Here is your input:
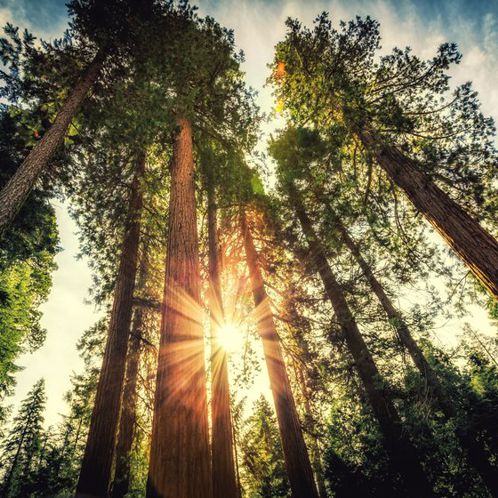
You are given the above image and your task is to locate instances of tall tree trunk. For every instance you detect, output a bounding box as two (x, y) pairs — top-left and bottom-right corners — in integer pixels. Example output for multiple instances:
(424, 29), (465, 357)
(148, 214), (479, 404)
(290, 185), (435, 497)
(359, 129), (498, 300)
(0, 49), (105, 236)
(241, 210), (319, 498)
(111, 267), (146, 498)
(146, 116), (211, 498)
(232, 411), (243, 498)
(206, 177), (238, 498)
(296, 360), (328, 498)
(301, 379), (328, 498)
(286, 294), (329, 498)
(76, 151), (145, 498)
(332, 216), (498, 496)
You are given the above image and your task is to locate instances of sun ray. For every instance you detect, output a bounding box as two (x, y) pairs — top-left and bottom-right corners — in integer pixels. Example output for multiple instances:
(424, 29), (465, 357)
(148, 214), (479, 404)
(217, 322), (246, 354)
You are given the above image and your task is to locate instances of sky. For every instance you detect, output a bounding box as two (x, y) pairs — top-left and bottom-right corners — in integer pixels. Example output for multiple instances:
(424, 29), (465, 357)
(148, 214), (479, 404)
(1, 0), (497, 427)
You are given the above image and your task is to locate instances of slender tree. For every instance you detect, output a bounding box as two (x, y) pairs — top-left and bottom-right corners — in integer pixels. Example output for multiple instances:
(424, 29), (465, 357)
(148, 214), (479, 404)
(0, 379), (46, 498)
(147, 116), (211, 498)
(111, 261), (147, 498)
(206, 171), (239, 498)
(329, 210), (498, 495)
(77, 151), (146, 497)
(241, 209), (319, 498)
(282, 294), (329, 498)
(273, 14), (498, 299)
(288, 183), (435, 497)
(110, 223), (164, 498)
(280, 120), (498, 492)
(0, 49), (105, 235)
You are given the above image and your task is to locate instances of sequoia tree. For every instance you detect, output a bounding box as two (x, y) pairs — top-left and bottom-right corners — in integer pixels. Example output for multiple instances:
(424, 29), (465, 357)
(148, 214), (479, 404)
(273, 14), (498, 299)
(146, 7), (259, 495)
(147, 116), (211, 498)
(241, 209), (319, 498)
(205, 167), (238, 498)
(77, 151), (146, 497)
(287, 182), (435, 497)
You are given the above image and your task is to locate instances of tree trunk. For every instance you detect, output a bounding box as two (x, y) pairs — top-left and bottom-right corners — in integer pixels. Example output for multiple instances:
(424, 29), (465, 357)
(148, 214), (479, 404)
(232, 411), (243, 498)
(146, 116), (211, 498)
(110, 303), (143, 498)
(359, 129), (498, 300)
(302, 378), (328, 498)
(312, 439), (328, 498)
(333, 215), (498, 496)
(296, 360), (328, 498)
(207, 177), (238, 498)
(76, 151), (145, 498)
(111, 250), (150, 498)
(0, 49), (105, 236)
(287, 295), (329, 498)
(290, 185), (435, 497)
(241, 210), (319, 498)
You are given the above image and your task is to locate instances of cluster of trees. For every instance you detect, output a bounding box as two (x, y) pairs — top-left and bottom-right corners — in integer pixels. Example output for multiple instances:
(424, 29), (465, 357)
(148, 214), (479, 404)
(0, 2), (496, 497)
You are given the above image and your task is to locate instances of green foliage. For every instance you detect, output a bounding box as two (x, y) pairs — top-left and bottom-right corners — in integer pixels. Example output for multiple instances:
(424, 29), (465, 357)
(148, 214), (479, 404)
(0, 379), (47, 497)
(272, 13), (497, 228)
(25, 318), (106, 497)
(0, 261), (50, 396)
(1, 3), (497, 498)
(239, 396), (291, 498)
(0, 109), (58, 409)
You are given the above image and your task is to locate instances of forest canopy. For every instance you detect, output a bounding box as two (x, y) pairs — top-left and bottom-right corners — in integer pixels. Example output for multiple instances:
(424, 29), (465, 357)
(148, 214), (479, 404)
(0, 1), (496, 497)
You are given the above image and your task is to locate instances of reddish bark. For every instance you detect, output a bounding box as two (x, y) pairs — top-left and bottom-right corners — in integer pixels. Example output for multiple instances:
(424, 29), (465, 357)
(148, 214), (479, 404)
(76, 151), (145, 497)
(207, 178), (238, 498)
(147, 117), (211, 498)
(359, 130), (498, 300)
(111, 302), (143, 498)
(241, 210), (319, 498)
(0, 50), (105, 236)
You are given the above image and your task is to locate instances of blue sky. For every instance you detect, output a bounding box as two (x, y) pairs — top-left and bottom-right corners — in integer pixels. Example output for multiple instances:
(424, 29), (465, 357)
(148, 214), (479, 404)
(1, 0), (497, 426)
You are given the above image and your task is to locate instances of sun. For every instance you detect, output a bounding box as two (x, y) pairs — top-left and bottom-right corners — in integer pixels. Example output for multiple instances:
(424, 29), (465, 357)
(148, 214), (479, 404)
(217, 322), (245, 354)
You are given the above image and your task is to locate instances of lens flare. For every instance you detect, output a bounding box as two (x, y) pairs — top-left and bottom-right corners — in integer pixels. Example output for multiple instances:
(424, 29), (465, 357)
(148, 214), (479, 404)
(217, 322), (245, 353)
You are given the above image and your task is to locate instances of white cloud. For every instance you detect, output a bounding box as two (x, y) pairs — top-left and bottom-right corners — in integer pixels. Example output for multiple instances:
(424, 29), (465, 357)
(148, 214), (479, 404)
(0, 1), (69, 41)
(198, 0), (497, 124)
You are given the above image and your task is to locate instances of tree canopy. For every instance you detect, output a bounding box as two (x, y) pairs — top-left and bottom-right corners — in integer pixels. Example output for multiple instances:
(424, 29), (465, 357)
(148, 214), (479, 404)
(0, 2), (496, 497)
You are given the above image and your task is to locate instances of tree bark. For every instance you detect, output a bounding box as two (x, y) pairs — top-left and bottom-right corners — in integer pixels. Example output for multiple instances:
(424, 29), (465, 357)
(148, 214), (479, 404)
(206, 177), (238, 498)
(146, 116), (211, 498)
(333, 216), (498, 496)
(0, 49), (105, 236)
(111, 248), (150, 498)
(296, 359), (328, 498)
(241, 210), (319, 498)
(290, 185), (435, 497)
(76, 151), (145, 498)
(111, 286), (144, 498)
(359, 129), (498, 300)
